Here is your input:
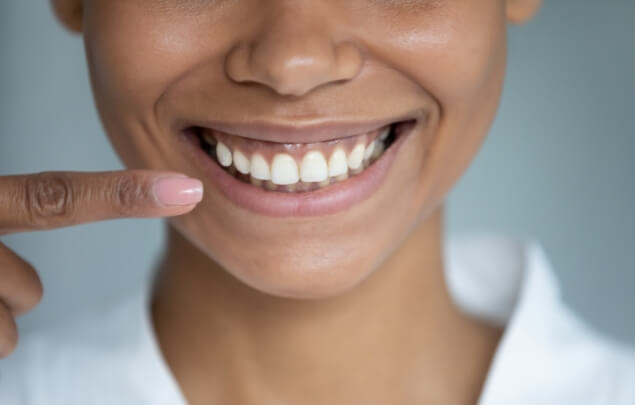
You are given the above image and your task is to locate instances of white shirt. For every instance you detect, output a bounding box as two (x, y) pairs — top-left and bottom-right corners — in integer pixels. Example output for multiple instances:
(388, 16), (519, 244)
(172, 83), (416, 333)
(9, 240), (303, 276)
(1, 233), (634, 404)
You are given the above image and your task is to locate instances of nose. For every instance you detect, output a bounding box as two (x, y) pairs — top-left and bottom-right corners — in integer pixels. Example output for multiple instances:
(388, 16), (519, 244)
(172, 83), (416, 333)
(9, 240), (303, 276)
(224, 6), (363, 97)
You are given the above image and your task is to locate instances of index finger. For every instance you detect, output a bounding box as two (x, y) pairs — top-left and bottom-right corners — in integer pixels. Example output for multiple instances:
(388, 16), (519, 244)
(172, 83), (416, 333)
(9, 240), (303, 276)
(0, 170), (203, 233)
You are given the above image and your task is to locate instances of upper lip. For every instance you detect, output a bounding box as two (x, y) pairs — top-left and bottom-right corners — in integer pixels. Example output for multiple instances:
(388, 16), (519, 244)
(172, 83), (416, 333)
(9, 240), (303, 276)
(181, 110), (424, 144)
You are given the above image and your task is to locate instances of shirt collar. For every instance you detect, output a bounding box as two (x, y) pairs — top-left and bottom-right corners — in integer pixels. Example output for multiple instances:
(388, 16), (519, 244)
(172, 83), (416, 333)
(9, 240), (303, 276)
(445, 234), (619, 405)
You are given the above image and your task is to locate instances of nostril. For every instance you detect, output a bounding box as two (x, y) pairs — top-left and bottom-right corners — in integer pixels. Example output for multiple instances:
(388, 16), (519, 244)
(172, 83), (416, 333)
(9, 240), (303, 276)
(224, 31), (363, 97)
(224, 43), (253, 85)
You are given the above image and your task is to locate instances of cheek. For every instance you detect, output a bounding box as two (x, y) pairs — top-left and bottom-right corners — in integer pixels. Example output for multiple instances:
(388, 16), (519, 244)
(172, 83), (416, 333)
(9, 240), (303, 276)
(82, 3), (231, 169)
(398, 6), (507, 172)
(372, 2), (508, 109)
(84, 3), (190, 105)
(358, 2), (508, 216)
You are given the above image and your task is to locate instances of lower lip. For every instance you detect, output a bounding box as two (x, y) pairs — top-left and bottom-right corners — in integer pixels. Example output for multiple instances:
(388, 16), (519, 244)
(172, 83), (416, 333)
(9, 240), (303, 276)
(180, 128), (413, 217)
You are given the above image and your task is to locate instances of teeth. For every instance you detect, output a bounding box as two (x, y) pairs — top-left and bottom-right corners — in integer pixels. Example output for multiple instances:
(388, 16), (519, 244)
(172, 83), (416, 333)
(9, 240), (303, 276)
(216, 141), (233, 167)
(206, 127), (394, 192)
(251, 154), (271, 180)
(318, 179), (331, 188)
(372, 141), (385, 159)
(379, 126), (391, 141)
(300, 151), (328, 183)
(328, 148), (348, 178)
(271, 153), (300, 185)
(233, 149), (250, 175)
(363, 140), (376, 161)
(347, 144), (365, 170)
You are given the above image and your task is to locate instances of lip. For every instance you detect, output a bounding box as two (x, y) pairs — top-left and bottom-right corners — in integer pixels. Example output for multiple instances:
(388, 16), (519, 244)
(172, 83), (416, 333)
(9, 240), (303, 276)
(180, 120), (418, 217)
(178, 110), (424, 144)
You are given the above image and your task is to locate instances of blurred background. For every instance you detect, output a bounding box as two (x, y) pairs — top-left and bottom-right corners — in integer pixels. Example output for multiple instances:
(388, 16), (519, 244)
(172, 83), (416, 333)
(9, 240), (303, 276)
(1, 2), (634, 341)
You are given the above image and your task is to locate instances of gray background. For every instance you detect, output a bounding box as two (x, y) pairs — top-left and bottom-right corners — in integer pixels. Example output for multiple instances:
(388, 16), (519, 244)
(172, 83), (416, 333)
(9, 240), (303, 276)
(1, 2), (634, 341)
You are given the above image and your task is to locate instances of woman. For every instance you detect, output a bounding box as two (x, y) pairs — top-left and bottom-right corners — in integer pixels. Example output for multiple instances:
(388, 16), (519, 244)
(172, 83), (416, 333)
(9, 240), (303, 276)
(1, 0), (633, 404)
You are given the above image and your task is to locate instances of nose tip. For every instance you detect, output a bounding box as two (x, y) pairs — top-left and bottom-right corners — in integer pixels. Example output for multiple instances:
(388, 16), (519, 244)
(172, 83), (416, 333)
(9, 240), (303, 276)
(225, 31), (363, 97)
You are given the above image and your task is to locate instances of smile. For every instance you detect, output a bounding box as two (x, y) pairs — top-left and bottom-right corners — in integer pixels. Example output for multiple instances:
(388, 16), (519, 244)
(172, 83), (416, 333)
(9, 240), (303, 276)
(181, 116), (421, 217)
(193, 121), (406, 192)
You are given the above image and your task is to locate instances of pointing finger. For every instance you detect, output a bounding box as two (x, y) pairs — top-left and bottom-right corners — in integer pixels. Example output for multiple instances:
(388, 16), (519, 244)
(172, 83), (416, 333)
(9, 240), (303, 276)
(0, 170), (203, 233)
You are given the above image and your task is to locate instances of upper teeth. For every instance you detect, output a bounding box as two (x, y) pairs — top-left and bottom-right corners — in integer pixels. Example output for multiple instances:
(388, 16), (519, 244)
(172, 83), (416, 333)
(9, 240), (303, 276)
(347, 143), (366, 171)
(300, 151), (329, 183)
(251, 154), (271, 181)
(216, 141), (233, 167)
(233, 149), (251, 175)
(205, 126), (392, 186)
(379, 127), (390, 141)
(271, 153), (300, 185)
(221, 142), (382, 185)
(363, 140), (376, 160)
(328, 148), (348, 178)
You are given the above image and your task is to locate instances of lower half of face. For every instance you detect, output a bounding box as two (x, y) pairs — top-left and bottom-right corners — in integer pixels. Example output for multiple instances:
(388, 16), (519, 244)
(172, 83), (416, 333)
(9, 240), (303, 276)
(83, 0), (508, 299)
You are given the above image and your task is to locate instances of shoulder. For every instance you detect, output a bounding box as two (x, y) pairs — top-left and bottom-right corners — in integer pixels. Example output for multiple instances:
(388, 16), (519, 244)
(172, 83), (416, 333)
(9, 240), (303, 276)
(487, 298), (635, 404)
(0, 289), (184, 405)
(446, 232), (635, 404)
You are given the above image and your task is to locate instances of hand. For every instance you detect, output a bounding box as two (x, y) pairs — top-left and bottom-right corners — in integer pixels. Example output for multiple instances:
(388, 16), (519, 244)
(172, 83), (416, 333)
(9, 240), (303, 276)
(0, 170), (203, 358)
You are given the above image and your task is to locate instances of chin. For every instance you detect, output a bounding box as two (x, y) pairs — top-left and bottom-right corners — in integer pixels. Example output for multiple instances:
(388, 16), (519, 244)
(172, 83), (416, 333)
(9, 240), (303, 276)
(223, 243), (377, 300)
(174, 218), (377, 300)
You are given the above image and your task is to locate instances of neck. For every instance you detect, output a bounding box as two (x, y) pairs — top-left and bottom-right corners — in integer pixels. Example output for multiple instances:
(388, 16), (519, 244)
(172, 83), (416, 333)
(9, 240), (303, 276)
(151, 205), (502, 405)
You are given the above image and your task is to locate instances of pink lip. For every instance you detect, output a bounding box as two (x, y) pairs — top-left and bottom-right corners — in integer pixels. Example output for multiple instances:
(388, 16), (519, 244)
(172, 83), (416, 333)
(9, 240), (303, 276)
(180, 124), (415, 217)
(178, 111), (423, 144)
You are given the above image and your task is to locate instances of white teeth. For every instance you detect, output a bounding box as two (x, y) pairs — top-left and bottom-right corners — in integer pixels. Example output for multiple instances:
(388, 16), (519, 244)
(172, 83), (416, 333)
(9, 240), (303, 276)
(372, 141), (385, 159)
(216, 141), (233, 167)
(379, 126), (391, 141)
(233, 149), (250, 175)
(328, 148), (348, 178)
(300, 151), (328, 183)
(363, 140), (376, 161)
(251, 154), (271, 180)
(213, 132), (393, 190)
(347, 144), (365, 170)
(271, 153), (299, 185)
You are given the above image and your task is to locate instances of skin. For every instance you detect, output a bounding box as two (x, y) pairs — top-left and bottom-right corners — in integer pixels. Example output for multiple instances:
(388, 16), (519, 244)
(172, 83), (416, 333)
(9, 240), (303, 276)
(0, 0), (541, 404)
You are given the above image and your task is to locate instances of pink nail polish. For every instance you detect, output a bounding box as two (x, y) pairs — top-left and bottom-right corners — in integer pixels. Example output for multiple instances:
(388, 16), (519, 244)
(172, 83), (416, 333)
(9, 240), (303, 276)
(154, 177), (203, 206)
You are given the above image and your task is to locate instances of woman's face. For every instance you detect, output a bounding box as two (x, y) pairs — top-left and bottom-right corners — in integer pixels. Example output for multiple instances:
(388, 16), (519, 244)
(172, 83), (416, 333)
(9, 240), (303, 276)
(63, 0), (536, 298)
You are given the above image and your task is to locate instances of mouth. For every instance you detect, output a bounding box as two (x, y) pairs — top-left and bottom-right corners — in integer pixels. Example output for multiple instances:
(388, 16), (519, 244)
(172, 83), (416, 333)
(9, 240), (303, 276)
(180, 117), (420, 217)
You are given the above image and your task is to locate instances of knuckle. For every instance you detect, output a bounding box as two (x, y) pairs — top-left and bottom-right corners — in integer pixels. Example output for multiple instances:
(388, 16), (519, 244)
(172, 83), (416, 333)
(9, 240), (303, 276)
(0, 252), (43, 315)
(21, 274), (44, 313)
(24, 173), (75, 227)
(111, 172), (150, 215)
(0, 314), (18, 358)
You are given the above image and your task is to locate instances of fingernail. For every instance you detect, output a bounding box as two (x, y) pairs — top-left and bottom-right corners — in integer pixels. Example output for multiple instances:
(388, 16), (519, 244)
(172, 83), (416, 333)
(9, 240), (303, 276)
(154, 176), (203, 206)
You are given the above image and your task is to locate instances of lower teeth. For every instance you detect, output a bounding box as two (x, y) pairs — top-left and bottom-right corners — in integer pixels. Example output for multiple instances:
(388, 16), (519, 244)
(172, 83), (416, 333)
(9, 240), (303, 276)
(196, 126), (398, 193)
